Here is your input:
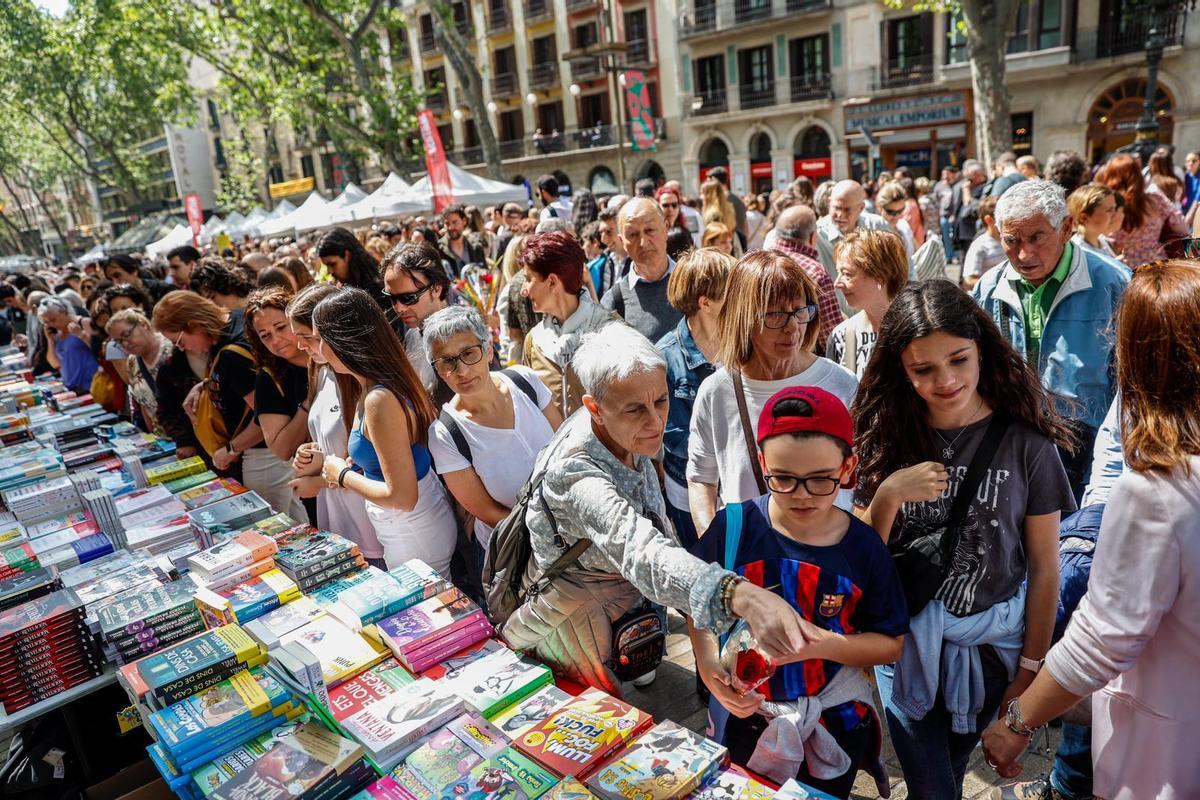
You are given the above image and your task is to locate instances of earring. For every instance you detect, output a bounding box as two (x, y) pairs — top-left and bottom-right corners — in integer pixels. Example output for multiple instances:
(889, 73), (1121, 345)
(876, 283), (883, 291)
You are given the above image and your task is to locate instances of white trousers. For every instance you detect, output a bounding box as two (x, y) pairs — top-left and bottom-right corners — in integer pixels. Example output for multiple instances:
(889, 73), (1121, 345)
(241, 447), (308, 523)
(365, 471), (457, 578)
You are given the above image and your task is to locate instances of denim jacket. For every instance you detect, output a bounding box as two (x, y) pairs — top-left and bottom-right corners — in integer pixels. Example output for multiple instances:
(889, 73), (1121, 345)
(656, 317), (715, 487)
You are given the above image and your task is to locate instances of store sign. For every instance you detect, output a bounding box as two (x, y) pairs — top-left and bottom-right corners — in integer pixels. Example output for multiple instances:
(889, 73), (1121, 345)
(166, 126), (217, 210)
(750, 162), (773, 178)
(844, 92), (968, 133)
(793, 158), (832, 179)
(269, 177), (315, 198)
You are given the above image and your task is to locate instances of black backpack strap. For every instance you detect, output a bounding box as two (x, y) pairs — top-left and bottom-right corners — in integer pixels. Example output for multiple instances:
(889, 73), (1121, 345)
(940, 415), (1011, 556)
(500, 368), (538, 405)
(438, 408), (472, 465)
(547, 205), (558, 218)
(610, 278), (626, 318)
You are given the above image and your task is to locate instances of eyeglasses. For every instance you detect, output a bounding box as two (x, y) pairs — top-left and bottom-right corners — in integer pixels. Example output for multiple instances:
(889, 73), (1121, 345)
(383, 283), (433, 307)
(880, 204), (906, 218)
(112, 326), (139, 345)
(763, 473), (841, 496)
(431, 343), (485, 376)
(171, 329), (186, 347)
(763, 304), (818, 330)
(660, 202), (679, 209)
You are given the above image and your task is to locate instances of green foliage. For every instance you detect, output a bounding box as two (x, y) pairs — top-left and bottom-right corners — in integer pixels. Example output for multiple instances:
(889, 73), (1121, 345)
(215, 133), (266, 215)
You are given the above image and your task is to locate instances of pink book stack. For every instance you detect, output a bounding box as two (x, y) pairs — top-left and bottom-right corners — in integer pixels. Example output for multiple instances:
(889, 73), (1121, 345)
(374, 588), (493, 673)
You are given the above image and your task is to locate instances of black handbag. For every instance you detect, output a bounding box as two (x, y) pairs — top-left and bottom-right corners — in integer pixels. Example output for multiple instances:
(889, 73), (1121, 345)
(890, 415), (1011, 616)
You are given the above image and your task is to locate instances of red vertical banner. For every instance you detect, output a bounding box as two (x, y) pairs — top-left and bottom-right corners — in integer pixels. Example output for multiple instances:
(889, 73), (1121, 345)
(418, 109), (454, 213)
(184, 193), (204, 246)
(623, 70), (656, 152)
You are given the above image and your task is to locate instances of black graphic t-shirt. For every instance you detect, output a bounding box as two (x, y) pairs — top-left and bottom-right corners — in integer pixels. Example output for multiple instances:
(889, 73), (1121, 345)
(859, 415), (1076, 616)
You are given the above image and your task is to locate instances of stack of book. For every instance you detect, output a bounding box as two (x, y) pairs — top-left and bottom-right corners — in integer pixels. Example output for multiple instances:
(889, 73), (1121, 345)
(184, 713), (317, 799)
(145, 456), (208, 487)
(3, 475), (79, 524)
(314, 657), (415, 733)
(0, 446), (63, 493)
(273, 529), (366, 593)
(274, 614), (390, 691)
(188, 493), (274, 548)
(0, 542), (39, 582)
(393, 711), (508, 797)
(96, 576), (205, 664)
(389, 559), (450, 602)
(374, 588), (493, 673)
(586, 720), (729, 800)
(175, 477), (248, 511)
(308, 566), (411, 628)
(515, 689), (654, 781)
(336, 676), (464, 772)
(131, 623), (267, 707)
(0, 565), (61, 611)
(0, 588), (104, 713)
(146, 667), (304, 778)
(25, 510), (99, 541)
(187, 530), (279, 587)
(193, 568), (302, 628)
(242, 596), (328, 649)
(490, 683), (573, 743)
(161, 469), (218, 495)
(124, 515), (194, 559)
(691, 767), (776, 800)
(441, 644), (555, 719)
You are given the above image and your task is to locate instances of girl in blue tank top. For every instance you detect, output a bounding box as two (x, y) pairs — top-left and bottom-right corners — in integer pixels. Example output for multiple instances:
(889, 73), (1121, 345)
(311, 287), (457, 576)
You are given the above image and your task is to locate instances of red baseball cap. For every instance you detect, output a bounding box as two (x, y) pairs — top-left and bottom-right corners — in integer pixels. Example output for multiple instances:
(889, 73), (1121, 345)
(757, 386), (854, 449)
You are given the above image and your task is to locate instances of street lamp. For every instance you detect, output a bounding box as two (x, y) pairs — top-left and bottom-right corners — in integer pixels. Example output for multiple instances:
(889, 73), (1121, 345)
(1117, 0), (1196, 163)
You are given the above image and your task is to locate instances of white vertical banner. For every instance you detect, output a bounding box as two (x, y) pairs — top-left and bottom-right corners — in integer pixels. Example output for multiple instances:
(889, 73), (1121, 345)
(166, 126), (217, 211)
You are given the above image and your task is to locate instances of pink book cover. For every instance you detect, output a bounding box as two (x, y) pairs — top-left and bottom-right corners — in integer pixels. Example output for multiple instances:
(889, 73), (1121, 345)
(376, 588), (487, 654)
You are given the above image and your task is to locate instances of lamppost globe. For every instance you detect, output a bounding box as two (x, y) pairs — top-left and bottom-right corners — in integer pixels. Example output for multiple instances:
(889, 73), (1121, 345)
(525, 93), (537, 105)
(568, 83), (581, 97)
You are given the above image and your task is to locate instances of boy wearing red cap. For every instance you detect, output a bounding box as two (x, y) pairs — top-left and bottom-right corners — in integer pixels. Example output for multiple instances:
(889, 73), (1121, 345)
(687, 386), (909, 798)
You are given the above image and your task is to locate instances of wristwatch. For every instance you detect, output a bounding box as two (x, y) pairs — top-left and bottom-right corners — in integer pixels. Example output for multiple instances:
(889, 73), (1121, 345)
(1018, 654), (1044, 673)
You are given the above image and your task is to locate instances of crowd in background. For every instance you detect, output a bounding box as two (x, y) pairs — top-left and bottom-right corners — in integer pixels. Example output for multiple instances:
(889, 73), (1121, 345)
(0, 142), (1198, 800)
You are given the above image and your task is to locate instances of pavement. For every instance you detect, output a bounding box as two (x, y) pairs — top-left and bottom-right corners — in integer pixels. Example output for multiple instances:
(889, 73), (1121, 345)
(623, 611), (1063, 799)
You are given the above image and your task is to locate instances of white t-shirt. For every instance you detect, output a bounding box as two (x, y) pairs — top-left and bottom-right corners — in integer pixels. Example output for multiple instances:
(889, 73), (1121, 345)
(307, 368), (382, 559)
(687, 358), (859, 515)
(680, 204), (704, 246)
(962, 232), (1007, 280)
(404, 326), (437, 396)
(105, 339), (128, 363)
(427, 366), (555, 548)
(825, 312), (877, 379)
(539, 198), (574, 223)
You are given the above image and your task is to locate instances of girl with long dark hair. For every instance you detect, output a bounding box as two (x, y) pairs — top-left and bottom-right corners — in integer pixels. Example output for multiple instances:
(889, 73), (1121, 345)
(852, 280), (1076, 798)
(310, 287), (456, 574)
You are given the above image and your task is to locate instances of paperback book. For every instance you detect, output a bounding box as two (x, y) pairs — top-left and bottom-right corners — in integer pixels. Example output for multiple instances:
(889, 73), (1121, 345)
(375, 588), (492, 671)
(208, 720), (367, 800)
(323, 657), (415, 729)
(491, 684), (573, 744)
(418, 639), (506, 682)
(689, 768), (774, 800)
(136, 624), (265, 705)
(585, 720), (727, 800)
(338, 677), (463, 771)
(394, 712), (508, 799)
(187, 530), (278, 581)
(515, 689), (653, 780)
(176, 477), (249, 511)
(441, 747), (559, 800)
(278, 613), (390, 688)
(273, 530), (361, 583)
(193, 568), (302, 627)
(443, 645), (554, 719)
(242, 596), (328, 649)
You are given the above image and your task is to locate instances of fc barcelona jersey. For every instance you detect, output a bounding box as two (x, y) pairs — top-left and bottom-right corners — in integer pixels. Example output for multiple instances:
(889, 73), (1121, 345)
(692, 496), (910, 704)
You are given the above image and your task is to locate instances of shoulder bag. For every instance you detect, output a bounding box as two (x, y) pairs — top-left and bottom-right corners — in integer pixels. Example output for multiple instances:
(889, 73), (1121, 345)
(731, 370), (767, 495)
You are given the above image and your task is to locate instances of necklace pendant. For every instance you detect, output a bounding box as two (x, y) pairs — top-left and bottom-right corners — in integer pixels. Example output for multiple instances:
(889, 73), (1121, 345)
(942, 446), (954, 461)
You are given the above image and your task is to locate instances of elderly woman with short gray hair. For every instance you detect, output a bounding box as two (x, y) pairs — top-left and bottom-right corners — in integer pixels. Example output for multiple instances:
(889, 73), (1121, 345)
(501, 322), (814, 696)
(425, 306), (562, 569)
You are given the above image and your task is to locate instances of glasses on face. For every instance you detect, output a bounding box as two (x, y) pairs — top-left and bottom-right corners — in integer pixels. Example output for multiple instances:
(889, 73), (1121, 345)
(172, 329), (186, 347)
(660, 202), (679, 209)
(112, 326), (139, 345)
(763, 304), (818, 330)
(881, 204), (906, 218)
(764, 473), (841, 496)
(383, 283), (432, 307)
(431, 343), (485, 376)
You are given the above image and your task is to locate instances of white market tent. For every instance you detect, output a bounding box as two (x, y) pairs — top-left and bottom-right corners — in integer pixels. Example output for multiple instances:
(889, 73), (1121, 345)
(258, 193), (329, 237)
(73, 244), (107, 266)
(296, 183), (367, 233)
(199, 215), (224, 242)
(333, 173), (425, 224)
(406, 162), (529, 211)
(145, 224), (193, 257)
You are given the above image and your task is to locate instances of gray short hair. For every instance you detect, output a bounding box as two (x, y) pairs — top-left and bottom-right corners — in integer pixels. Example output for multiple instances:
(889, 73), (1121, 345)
(994, 180), (1069, 230)
(572, 322), (665, 403)
(37, 297), (70, 318)
(422, 305), (488, 354)
(535, 217), (574, 235)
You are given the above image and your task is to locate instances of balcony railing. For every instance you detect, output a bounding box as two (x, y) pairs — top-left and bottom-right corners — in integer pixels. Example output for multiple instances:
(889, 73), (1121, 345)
(682, 0), (830, 38)
(446, 119), (667, 165)
(692, 86), (727, 115)
(420, 31), (436, 54)
(528, 62), (558, 89)
(739, 82), (775, 109)
(625, 38), (652, 66)
(877, 57), (934, 89)
(488, 4), (511, 32)
(525, 0), (552, 22)
(491, 72), (518, 97)
(734, 0), (772, 24)
(786, 0), (831, 11)
(1096, 12), (1186, 57)
(565, 0), (600, 10)
(790, 72), (832, 102)
(572, 56), (603, 80)
(682, 3), (717, 36)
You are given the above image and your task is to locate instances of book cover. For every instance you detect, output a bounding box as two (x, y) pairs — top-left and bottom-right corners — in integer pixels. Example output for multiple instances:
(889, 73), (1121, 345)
(324, 658), (414, 725)
(585, 721), (728, 800)
(542, 778), (599, 800)
(390, 559), (450, 602)
(350, 776), (408, 800)
(279, 614), (389, 687)
(245, 512), (302, 540)
(442, 747), (558, 800)
(339, 677), (464, 770)
(274, 530), (359, 581)
(401, 619), (496, 673)
(177, 478), (249, 511)
(145, 456), (207, 485)
(193, 569), (302, 628)
(689, 768), (774, 800)
(188, 531), (278, 579)
(0, 588), (83, 640)
(208, 720), (364, 800)
(773, 779), (839, 800)
(150, 667), (293, 755)
(376, 588), (488, 655)
(419, 638), (505, 682)
(137, 624), (263, 704)
(188, 713), (312, 797)
(491, 684), (573, 744)
(97, 577), (200, 640)
(197, 557), (277, 594)
(516, 689), (653, 780)
(161, 469), (218, 494)
(188, 493), (273, 542)
(395, 712), (508, 799)
(445, 646), (555, 719)
(295, 555), (367, 593)
(242, 596), (327, 649)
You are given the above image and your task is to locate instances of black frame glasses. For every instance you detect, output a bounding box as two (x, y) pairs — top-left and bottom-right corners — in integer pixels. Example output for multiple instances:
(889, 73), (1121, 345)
(763, 304), (818, 330)
(382, 283), (432, 307)
(431, 343), (485, 376)
(763, 474), (841, 496)
(880, 203), (906, 218)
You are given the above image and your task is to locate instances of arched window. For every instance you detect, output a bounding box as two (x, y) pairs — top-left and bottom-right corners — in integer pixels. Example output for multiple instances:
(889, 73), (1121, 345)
(1087, 79), (1174, 162)
(750, 132), (772, 163)
(699, 137), (730, 167)
(589, 166), (618, 195)
(794, 126), (831, 158)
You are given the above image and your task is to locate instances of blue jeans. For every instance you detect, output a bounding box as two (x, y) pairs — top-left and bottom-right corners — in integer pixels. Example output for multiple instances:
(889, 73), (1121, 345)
(1051, 723), (1092, 799)
(666, 499), (699, 551)
(875, 649), (1009, 800)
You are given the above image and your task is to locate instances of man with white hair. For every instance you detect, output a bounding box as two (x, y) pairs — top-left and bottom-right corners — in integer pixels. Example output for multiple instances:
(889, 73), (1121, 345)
(600, 197), (682, 342)
(973, 180), (1130, 492)
(38, 296), (99, 393)
(815, 180), (890, 284)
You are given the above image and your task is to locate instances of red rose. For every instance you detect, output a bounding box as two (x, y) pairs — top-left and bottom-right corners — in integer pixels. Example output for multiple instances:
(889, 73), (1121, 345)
(734, 649), (774, 691)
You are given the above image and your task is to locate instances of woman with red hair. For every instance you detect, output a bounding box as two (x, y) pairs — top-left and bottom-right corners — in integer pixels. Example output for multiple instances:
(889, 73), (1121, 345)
(1096, 153), (1188, 266)
(655, 185), (690, 238)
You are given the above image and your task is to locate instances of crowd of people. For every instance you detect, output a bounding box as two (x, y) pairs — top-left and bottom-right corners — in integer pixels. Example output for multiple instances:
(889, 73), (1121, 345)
(3, 144), (1198, 800)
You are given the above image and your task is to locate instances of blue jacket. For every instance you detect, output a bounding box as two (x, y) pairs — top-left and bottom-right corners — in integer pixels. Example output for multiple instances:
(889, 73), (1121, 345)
(973, 245), (1129, 430)
(656, 317), (715, 488)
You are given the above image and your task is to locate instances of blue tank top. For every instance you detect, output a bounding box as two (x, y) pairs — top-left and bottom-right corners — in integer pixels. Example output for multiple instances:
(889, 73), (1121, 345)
(346, 387), (431, 482)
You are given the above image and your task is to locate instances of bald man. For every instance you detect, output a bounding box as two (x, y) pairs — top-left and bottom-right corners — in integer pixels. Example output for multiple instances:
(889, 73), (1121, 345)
(600, 197), (682, 342)
(816, 180), (890, 292)
(771, 204), (844, 353)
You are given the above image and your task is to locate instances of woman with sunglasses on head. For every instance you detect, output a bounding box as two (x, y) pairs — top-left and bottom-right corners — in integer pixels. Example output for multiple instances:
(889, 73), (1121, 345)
(310, 287), (457, 576)
(852, 280), (1075, 800)
(424, 306), (562, 572)
(104, 308), (174, 436)
(687, 250), (858, 536)
(285, 284), (386, 569)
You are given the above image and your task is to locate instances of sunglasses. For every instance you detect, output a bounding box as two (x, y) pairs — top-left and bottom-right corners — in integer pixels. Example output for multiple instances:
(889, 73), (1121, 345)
(881, 204), (906, 218)
(660, 202), (679, 209)
(382, 283), (433, 307)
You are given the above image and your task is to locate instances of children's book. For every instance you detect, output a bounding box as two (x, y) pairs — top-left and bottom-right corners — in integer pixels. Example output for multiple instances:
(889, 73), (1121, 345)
(542, 778), (598, 800)
(441, 747), (558, 800)
(394, 712), (508, 799)
(689, 767), (774, 800)
(443, 645), (555, 719)
(278, 613), (389, 687)
(585, 721), (728, 800)
(208, 720), (365, 800)
(491, 684), (573, 744)
(515, 689), (653, 779)
(338, 677), (464, 770)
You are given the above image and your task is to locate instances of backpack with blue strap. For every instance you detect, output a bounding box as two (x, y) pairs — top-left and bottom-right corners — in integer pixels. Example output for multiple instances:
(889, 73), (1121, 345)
(706, 501), (745, 744)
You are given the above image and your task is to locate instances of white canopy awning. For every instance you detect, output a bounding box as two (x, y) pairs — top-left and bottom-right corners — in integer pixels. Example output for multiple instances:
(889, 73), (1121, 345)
(145, 224), (193, 257)
(333, 173), (425, 223)
(406, 162), (530, 211)
(297, 183), (367, 232)
(258, 193), (330, 237)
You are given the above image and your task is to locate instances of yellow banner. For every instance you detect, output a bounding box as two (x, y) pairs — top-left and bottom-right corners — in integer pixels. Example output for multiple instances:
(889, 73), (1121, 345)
(269, 177), (315, 198)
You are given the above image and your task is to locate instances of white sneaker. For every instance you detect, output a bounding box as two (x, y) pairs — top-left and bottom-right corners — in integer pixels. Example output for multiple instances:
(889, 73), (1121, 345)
(631, 669), (657, 688)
